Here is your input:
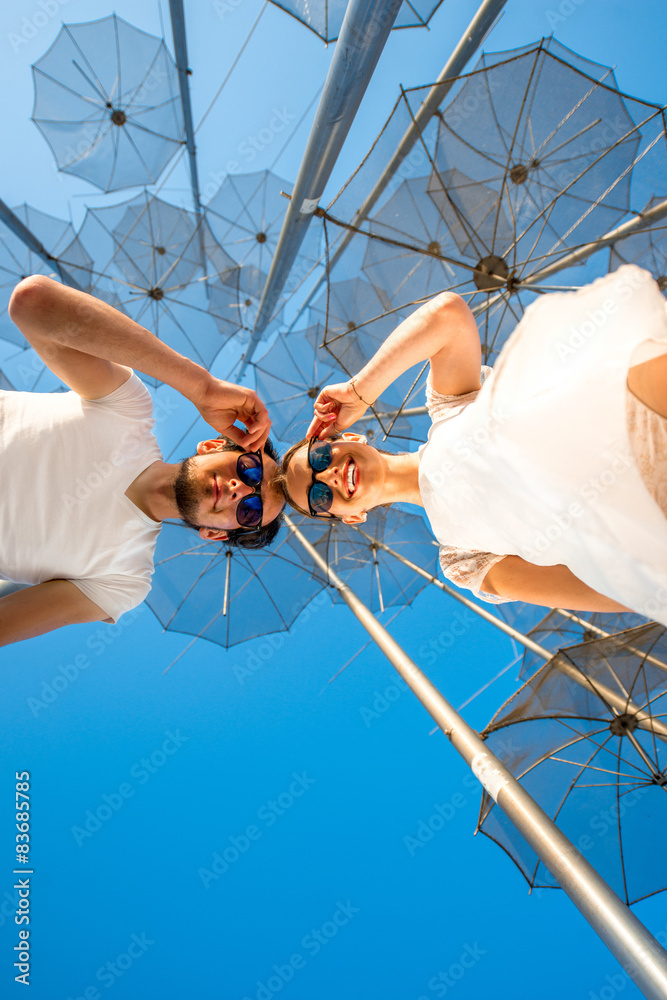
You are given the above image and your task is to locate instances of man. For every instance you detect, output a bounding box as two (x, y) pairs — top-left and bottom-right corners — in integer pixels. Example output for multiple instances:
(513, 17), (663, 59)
(0, 275), (285, 646)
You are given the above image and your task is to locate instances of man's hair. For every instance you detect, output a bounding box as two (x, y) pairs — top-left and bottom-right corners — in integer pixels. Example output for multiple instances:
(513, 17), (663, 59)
(212, 436), (285, 548)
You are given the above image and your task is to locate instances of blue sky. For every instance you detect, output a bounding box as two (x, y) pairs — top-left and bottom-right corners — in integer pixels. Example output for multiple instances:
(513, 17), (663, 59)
(1, 1), (666, 998)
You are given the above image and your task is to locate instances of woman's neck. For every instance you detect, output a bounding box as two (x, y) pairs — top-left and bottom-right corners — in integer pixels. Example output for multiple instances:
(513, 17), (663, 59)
(381, 451), (422, 507)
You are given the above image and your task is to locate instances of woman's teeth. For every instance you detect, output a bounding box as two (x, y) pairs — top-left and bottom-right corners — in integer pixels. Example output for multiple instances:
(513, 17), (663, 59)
(347, 460), (356, 496)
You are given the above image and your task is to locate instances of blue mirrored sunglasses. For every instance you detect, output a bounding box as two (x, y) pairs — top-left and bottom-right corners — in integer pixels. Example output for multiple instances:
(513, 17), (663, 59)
(235, 451), (264, 528)
(307, 438), (337, 518)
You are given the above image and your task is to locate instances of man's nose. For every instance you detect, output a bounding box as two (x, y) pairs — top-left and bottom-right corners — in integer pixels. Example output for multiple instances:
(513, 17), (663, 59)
(228, 478), (254, 501)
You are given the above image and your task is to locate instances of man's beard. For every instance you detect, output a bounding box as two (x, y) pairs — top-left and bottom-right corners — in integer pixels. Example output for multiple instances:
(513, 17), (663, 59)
(173, 457), (202, 529)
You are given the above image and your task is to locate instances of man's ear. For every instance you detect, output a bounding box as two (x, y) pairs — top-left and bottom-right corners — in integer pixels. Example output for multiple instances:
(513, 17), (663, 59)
(340, 432), (368, 445)
(198, 527), (229, 541)
(196, 439), (225, 455)
(341, 511), (368, 525)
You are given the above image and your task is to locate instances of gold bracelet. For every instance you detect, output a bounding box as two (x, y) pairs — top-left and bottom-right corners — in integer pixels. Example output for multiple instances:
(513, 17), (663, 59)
(349, 378), (374, 407)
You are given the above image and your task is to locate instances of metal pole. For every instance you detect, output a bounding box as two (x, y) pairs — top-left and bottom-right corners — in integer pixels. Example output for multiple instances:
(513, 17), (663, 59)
(287, 515), (667, 998)
(519, 197), (667, 287)
(0, 199), (83, 290)
(168, 0), (203, 217)
(354, 529), (667, 740)
(470, 198), (667, 322)
(239, 0), (406, 374)
(285, 0), (507, 333)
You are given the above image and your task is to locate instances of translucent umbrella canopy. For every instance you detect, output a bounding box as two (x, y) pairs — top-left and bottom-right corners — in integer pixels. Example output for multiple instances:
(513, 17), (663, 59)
(76, 191), (239, 382)
(288, 509), (439, 613)
(253, 324), (347, 441)
(205, 170), (321, 320)
(514, 607), (650, 679)
(361, 175), (472, 307)
(308, 275), (430, 445)
(207, 264), (285, 346)
(320, 37), (666, 367)
(268, 0), (445, 43)
(477, 622), (667, 905)
(0, 204), (93, 391)
(147, 521), (326, 649)
(31, 14), (185, 192)
(0, 204), (91, 346)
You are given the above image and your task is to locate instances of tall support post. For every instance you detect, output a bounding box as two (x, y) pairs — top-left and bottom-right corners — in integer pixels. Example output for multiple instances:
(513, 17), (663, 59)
(287, 514), (667, 998)
(239, 0), (406, 375)
(0, 199), (83, 291)
(469, 197), (667, 323)
(285, 0), (507, 333)
(353, 528), (667, 739)
(169, 0), (203, 218)
(520, 197), (667, 286)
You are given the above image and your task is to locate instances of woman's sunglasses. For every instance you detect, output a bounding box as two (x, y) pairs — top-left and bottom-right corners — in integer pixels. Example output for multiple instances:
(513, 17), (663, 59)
(307, 438), (337, 519)
(235, 450), (264, 528)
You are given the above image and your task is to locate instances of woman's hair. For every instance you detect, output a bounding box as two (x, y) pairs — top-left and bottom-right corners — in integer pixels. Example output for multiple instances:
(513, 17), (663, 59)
(275, 438), (311, 517)
(275, 434), (397, 520)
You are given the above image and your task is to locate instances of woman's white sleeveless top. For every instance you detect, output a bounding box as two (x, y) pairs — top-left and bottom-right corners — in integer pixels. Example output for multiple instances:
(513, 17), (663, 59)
(418, 266), (667, 623)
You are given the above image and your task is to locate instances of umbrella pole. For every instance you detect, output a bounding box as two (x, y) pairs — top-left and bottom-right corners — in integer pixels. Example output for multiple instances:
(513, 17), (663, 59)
(0, 199), (83, 290)
(239, 0), (406, 374)
(284, 0), (507, 334)
(169, 0), (202, 218)
(287, 516), (667, 999)
(470, 198), (667, 324)
(168, 0), (208, 282)
(354, 530), (667, 740)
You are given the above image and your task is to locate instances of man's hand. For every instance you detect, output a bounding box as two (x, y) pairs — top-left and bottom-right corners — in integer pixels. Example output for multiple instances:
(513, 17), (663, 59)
(306, 381), (369, 439)
(195, 378), (271, 450)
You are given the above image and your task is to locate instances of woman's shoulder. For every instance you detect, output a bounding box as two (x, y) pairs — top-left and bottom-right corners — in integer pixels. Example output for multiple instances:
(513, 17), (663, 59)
(426, 365), (493, 423)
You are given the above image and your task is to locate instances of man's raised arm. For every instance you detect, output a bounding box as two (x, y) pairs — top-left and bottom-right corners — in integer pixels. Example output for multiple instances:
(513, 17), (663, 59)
(9, 276), (271, 449)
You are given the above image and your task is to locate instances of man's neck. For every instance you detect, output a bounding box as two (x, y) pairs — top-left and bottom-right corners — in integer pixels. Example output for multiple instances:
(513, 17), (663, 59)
(125, 461), (180, 522)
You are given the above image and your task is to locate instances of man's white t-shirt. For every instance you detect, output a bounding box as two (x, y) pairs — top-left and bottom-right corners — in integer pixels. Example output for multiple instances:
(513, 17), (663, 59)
(0, 373), (162, 622)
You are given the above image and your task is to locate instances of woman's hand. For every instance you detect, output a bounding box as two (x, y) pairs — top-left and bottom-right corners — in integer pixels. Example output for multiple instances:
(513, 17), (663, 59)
(194, 377), (271, 450)
(306, 380), (371, 439)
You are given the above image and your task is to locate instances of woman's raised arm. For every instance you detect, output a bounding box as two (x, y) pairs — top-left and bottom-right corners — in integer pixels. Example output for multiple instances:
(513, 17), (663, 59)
(307, 292), (481, 438)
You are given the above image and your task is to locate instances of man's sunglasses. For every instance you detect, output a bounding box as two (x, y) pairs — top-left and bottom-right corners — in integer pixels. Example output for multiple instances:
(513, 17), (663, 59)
(307, 438), (338, 519)
(235, 450), (264, 528)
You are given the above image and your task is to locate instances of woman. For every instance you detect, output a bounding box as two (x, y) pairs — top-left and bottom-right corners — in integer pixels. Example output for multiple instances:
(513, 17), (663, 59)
(279, 265), (667, 624)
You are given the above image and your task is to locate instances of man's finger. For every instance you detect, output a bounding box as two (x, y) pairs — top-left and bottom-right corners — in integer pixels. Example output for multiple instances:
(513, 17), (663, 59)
(243, 426), (269, 451)
(220, 423), (246, 447)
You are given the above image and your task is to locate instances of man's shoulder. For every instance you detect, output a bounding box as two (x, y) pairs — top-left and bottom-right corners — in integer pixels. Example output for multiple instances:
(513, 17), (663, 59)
(84, 372), (155, 424)
(89, 371), (152, 406)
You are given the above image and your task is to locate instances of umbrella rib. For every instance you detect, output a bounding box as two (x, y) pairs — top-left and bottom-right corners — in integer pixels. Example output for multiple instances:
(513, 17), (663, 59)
(121, 44), (163, 110)
(161, 549), (222, 630)
(32, 69), (109, 111)
(114, 14), (122, 112)
(65, 23), (111, 104)
(552, 715), (660, 779)
(489, 45), (544, 252)
(548, 756), (648, 781)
